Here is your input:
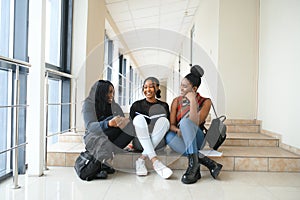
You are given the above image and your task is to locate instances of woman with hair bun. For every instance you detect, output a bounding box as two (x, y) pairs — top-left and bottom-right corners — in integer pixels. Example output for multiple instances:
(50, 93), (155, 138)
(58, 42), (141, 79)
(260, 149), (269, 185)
(166, 65), (223, 184)
(130, 77), (173, 179)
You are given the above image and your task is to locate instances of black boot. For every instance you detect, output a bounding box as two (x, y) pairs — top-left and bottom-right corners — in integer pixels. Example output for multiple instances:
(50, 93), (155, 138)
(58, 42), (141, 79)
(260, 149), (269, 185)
(102, 163), (115, 174)
(181, 154), (201, 184)
(199, 156), (222, 179)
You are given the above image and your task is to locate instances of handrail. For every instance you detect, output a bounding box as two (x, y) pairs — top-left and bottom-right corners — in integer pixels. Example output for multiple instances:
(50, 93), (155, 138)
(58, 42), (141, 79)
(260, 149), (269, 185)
(44, 69), (78, 170)
(45, 68), (74, 79)
(0, 142), (28, 155)
(0, 55), (31, 68)
(45, 128), (73, 138)
(47, 102), (76, 106)
(0, 56), (31, 189)
(0, 104), (28, 108)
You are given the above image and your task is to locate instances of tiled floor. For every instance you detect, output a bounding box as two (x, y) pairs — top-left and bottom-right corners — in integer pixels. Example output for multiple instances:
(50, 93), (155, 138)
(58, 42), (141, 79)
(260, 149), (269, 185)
(1, 167), (300, 200)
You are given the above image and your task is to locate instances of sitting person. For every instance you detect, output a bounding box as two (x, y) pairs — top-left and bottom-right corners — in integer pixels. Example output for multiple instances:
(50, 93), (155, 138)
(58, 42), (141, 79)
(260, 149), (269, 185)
(82, 80), (135, 177)
(166, 65), (223, 184)
(130, 77), (173, 179)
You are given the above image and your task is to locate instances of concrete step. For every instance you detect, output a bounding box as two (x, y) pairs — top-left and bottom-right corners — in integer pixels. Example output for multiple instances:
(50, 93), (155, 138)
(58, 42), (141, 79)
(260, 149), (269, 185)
(205, 119), (261, 133)
(46, 142), (300, 172)
(224, 132), (279, 147)
(57, 131), (84, 143)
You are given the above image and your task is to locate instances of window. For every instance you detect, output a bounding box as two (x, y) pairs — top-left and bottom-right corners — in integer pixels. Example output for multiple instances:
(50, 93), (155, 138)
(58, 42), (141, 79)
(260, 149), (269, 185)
(190, 25), (195, 66)
(129, 66), (133, 104)
(45, 0), (73, 145)
(118, 55), (126, 106)
(0, 0), (29, 180)
(0, 68), (12, 179)
(104, 34), (113, 81)
(0, 0), (13, 57)
(45, 0), (62, 66)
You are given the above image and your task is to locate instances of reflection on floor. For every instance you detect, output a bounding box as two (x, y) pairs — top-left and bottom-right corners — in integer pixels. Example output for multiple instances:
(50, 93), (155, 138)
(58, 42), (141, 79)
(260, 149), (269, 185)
(1, 167), (300, 200)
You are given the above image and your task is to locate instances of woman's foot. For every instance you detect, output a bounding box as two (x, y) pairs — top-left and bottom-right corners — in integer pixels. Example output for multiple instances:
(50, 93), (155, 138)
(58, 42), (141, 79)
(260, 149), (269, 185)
(136, 158), (148, 176)
(153, 160), (173, 179)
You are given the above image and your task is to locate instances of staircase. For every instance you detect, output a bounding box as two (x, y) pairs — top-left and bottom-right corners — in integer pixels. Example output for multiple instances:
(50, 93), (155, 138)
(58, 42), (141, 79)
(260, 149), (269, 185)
(47, 120), (300, 172)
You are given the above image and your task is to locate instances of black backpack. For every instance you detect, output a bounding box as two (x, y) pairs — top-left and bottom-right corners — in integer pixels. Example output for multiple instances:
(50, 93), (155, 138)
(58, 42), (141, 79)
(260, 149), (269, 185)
(74, 151), (106, 181)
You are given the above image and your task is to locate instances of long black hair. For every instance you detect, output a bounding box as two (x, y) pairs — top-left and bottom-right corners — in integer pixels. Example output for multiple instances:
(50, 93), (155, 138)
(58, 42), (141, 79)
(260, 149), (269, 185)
(95, 80), (114, 121)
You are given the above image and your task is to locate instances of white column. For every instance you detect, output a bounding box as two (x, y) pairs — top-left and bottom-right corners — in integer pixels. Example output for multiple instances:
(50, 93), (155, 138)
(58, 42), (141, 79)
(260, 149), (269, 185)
(26, 0), (46, 176)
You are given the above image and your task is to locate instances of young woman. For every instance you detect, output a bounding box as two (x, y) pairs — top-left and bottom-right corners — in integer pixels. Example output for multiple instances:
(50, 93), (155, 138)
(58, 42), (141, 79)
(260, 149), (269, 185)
(166, 65), (223, 184)
(82, 80), (135, 175)
(130, 77), (173, 179)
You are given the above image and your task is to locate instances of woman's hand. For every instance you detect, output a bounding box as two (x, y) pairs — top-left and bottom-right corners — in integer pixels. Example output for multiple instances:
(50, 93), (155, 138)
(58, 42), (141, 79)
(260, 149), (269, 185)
(109, 116), (129, 128)
(118, 117), (129, 129)
(185, 91), (196, 102)
(176, 129), (182, 137)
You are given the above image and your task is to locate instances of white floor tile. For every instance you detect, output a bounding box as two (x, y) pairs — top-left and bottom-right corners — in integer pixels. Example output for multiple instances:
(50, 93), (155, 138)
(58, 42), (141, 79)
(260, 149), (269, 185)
(1, 167), (300, 200)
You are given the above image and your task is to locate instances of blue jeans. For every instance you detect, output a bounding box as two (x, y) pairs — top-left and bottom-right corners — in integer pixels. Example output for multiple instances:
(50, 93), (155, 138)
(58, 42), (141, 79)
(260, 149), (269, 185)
(166, 118), (205, 156)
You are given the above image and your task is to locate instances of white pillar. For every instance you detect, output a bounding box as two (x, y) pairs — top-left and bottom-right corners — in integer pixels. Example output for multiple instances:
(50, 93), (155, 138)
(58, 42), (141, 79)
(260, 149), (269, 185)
(26, 0), (46, 176)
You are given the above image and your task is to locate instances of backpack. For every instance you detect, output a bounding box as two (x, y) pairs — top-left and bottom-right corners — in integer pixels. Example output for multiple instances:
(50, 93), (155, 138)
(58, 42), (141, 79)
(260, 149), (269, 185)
(204, 103), (227, 150)
(74, 150), (106, 181)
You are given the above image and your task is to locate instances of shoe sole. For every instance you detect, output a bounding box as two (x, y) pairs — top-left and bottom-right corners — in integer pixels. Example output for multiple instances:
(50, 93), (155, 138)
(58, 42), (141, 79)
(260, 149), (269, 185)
(136, 172), (148, 176)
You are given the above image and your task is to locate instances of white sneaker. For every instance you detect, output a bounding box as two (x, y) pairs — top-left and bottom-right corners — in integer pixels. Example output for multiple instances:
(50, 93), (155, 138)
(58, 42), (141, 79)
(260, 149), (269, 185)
(153, 160), (173, 179)
(136, 158), (148, 176)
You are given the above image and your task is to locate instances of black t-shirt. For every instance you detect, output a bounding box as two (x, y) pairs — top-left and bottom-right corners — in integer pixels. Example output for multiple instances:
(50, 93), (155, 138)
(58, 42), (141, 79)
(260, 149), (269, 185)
(130, 98), (170, 122)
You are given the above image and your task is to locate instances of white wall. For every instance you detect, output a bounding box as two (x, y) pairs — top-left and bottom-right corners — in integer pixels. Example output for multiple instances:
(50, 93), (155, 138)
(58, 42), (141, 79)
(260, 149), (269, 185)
(258, 0), (300, 148)
(218, 0), (259, 119)
(191, 0), (220, 114)
(73, 0), (106, 130)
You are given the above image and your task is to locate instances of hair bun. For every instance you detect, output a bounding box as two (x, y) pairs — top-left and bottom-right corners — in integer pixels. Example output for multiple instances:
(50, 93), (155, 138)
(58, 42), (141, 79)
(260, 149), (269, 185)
(190, 65), (204, 78)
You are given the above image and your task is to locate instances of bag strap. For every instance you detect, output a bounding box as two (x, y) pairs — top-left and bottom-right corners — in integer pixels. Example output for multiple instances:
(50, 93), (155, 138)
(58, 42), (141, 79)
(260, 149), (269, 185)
(211, 102), (218, 118)
(211, 102), (227, 122)
(219, 115), (227, 122)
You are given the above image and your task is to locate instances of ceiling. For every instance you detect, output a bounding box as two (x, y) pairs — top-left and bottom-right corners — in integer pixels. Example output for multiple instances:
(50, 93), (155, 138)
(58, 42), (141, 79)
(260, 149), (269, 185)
(104, 0), (201, 81)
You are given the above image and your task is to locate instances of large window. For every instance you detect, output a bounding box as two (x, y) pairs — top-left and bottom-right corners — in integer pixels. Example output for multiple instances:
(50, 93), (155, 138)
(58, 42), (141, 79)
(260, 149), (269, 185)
(118, 55), (126, 106)
(129, 66), (133, 105)
(45, 0), (62, 66)
(0, 0), (29, 180)
(0, 69), (12, 179)
(104, 34), (113, 81)
(45, 0), (73, 144)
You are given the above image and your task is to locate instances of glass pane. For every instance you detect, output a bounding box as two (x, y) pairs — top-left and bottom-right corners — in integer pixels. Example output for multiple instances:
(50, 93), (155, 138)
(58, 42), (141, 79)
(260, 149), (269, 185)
(0, 0), (11, 57)
(47, 78), (61, 144)
(0, 69), (11, 177)
(45, 0), (61, 66)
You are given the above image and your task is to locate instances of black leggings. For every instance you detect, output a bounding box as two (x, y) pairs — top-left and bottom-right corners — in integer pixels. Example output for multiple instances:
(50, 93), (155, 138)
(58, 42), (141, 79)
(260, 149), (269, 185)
(103, 127), (134, 149)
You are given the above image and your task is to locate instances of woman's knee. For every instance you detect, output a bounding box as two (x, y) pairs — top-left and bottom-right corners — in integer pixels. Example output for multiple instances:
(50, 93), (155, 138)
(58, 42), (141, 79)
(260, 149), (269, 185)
(133, 115), (147, 127)
(165, 131), (176, 144)
(179, 117), (192, 127)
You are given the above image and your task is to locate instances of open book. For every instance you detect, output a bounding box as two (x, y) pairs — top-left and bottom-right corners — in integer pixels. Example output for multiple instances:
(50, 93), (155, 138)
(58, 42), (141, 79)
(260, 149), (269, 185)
(199, 149), (223, 157)
(135, 112), (166, 120)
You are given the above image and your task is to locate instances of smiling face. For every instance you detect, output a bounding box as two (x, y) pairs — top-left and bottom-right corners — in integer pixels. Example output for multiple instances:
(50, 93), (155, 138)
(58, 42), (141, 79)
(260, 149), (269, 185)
(143, 80), (157, 102)
(106, 85), (115, 104)
(180, 78), (196, 96)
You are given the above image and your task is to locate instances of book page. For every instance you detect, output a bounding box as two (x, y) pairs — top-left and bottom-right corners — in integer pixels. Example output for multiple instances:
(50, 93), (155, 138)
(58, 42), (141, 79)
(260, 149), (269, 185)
(135, 112), (166, 119)
(199, 149), (223, 157)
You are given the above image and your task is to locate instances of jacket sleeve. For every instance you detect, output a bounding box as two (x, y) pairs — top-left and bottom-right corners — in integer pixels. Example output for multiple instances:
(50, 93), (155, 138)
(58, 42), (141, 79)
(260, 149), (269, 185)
(82, 99), (112, 134)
